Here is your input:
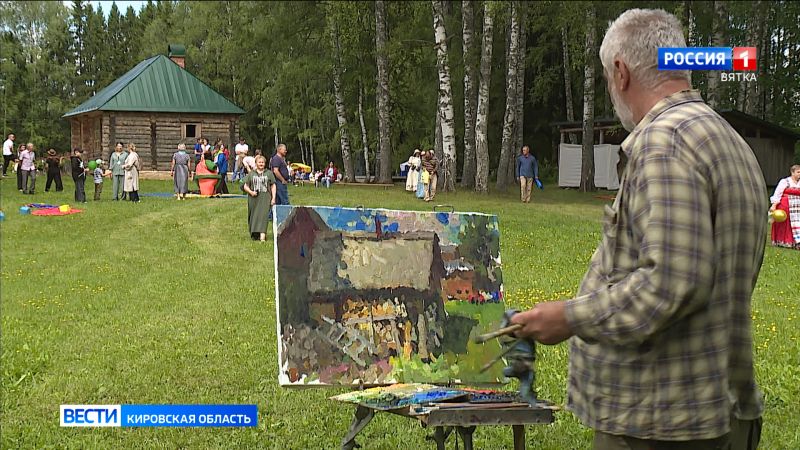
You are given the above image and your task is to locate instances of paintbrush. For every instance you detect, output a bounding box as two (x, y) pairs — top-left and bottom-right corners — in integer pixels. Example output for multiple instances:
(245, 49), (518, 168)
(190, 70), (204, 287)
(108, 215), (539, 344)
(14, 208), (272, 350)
(474, 324), (522, 344)
(479, 339), (520, 373)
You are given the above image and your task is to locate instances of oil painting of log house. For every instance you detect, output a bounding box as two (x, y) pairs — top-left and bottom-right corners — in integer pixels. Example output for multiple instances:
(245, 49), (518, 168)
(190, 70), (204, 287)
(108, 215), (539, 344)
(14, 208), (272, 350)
(274, 205), (506, 386)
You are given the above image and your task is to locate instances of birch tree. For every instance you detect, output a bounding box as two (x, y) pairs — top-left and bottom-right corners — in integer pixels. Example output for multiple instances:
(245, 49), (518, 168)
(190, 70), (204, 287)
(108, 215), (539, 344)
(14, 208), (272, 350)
(330, 20), (355, 181)
(375, 0), (392, 183)
(580, 6), (596, 192)
(746, 0), (766, 117)
(511, 2), (527, 183)
(475, 2), (494, 193)
(461, 0), (477, 188)
(432, 0), (457, 192)
(496, 2), (520, 190)
(707, 0), (727, 109)
(358, 81), (370, 182)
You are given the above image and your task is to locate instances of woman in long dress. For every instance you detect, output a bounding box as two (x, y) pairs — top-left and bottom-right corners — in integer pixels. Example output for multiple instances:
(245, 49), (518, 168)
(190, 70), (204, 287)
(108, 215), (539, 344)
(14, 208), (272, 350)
(769, 164), (800, 249)
(122, 143), (141, 202)
(170, 143), (191, 200)
(405, 149), (421, 191)
(242, 155), (277, 241)
(416, 151), (427, 198)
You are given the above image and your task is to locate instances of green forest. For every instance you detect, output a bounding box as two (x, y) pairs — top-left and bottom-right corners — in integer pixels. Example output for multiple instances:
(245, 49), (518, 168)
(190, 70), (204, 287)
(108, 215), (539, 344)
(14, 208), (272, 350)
(1, 1), (798, 189)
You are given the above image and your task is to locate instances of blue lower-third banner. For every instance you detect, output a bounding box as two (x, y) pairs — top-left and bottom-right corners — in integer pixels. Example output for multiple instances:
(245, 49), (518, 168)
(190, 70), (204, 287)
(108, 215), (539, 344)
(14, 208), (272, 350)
(60, 404), (258, 427)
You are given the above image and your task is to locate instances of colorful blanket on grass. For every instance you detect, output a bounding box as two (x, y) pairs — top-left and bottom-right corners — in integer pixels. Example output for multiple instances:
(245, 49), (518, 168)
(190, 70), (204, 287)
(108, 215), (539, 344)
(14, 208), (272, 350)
(31, 207), (83, 216)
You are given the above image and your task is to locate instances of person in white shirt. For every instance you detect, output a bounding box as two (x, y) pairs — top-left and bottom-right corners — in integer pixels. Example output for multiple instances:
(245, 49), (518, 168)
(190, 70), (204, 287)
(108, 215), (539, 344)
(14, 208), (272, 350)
(233, 137), (249, 182)
(770, 165), (800, 211)
(2, 133), (14, 177)
(242, 150), (258, 175)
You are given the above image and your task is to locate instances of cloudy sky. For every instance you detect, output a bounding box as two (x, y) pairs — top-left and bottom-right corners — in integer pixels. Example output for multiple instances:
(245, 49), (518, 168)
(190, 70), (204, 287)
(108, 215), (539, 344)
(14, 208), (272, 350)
(64, 1), (147, 17)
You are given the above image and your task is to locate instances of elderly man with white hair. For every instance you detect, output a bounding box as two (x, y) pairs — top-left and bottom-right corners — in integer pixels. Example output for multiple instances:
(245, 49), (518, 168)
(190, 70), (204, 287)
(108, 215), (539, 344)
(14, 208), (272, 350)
(510, 9), (766, 450)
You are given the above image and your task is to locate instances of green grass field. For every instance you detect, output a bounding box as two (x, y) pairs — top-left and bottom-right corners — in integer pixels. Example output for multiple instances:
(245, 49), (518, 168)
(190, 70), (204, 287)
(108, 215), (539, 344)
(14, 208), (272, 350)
(1, 178), (798, 449)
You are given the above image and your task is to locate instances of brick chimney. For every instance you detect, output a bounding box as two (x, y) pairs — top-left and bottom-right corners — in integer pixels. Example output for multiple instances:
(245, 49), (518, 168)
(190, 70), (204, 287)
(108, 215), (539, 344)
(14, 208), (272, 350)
(168, 44), (186, 69)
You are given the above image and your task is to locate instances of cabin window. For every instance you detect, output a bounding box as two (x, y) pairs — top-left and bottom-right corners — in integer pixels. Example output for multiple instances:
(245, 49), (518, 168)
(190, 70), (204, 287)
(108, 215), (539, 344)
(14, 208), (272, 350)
(182, 123), (201, 139)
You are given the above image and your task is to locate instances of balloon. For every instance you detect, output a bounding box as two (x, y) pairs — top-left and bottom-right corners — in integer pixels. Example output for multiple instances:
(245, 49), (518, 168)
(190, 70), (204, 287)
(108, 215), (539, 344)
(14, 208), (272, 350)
(88, 160), (97, 170)
(535, 179), (543, 190)
(772, 209), (787, 223)
(19, 206), (31, 215)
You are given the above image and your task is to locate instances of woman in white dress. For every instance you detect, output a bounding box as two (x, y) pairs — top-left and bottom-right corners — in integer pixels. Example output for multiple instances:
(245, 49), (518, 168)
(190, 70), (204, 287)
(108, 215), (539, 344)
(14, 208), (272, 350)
(123, 143), (141, 202)
(405, 149), (421, 191)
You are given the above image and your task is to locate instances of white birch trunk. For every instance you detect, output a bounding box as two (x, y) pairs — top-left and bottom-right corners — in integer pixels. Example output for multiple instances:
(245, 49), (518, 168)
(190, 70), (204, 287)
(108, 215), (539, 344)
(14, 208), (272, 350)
(331, 22), (355, 182)
(511, 3), (526, 183)
(432, 0), (457, 192)
(358, 81), (371, 182)
(475, 2), (494, 193)
(375, 0), (392, 183)
(707, 0), (726, 109)
(580, 6), (596, 192)
(461, 0), (477, 188)
(496, 2), (519, 190)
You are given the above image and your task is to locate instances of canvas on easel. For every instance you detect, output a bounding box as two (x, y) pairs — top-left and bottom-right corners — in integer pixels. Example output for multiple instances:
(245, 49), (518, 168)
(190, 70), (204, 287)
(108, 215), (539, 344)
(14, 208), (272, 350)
(273, 205), (506, 386)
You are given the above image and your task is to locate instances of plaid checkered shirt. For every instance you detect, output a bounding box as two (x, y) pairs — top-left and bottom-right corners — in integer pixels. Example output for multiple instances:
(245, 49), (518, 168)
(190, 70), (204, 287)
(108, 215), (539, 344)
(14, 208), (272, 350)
(564, 90), (768, 440)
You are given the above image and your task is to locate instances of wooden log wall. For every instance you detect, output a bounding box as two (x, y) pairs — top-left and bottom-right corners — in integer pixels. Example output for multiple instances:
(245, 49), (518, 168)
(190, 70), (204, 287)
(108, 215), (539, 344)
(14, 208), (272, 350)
(70, 120), (81, 154)
(95, 112), (240, 170)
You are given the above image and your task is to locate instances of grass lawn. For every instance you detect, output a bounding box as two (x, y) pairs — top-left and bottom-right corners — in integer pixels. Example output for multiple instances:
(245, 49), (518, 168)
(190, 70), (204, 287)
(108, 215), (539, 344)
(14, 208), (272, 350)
(1, 177), (798, 449)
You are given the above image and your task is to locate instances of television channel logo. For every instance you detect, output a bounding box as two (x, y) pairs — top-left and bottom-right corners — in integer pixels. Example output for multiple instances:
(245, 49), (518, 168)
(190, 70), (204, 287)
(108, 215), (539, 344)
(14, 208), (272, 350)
(658, 47), (757, 82)
(60, 405), (121, 427)
(61, 404), (258, 427)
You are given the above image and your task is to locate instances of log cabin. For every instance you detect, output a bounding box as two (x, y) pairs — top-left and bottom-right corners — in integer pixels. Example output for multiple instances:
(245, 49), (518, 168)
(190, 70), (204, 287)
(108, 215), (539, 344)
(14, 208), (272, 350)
(62, 45), (244, 170)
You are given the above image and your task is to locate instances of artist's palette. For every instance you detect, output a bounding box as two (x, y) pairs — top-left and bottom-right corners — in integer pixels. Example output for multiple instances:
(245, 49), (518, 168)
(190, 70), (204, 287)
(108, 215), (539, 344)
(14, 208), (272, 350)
(331, 383), (468, 411)
(462, 388), (524, 403)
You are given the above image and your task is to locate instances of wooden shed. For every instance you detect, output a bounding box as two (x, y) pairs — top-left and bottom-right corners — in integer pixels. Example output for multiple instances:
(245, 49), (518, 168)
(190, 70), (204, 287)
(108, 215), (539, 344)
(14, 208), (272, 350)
(554, 109), (800, 186)
(62, 45), (244, 170)
(717, 109), (800, 185)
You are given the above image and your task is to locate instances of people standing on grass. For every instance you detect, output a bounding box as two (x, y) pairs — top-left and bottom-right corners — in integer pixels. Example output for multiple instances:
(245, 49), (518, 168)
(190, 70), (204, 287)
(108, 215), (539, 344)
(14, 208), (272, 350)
(123, 143), (141, 203)
(194, 138), (203, 164)
(71, 147), (87, 203)
(769, 164), (800, 249)
(93, 159), (105, 201)
(2, 133), (14, 177)
(516, 145), (539, 203)
(269, 144), (291, 219)
(109, 142), (128, 201)
(421, 150), (439, 202)
(233, 137), (249, 182)
(510, 9), (767, 448)
(15, 143), (26, 191)
(45, 149), (63, 192)
(214, 143), (229, 194)
(171, 143), (191, 200)
(405, 149), (421, 192)
(243, 155), (277, 242)
(416, 151), (427, 199)
(19, 142), (36, 194)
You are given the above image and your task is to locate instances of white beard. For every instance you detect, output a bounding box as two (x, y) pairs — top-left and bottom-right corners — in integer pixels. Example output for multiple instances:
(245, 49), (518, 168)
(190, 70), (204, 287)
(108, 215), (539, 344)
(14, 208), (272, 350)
(609, 85), (637, 132)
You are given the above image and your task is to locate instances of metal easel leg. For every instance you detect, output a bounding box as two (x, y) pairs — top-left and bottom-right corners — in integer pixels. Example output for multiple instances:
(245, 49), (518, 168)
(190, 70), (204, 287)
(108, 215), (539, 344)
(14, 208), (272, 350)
(513, 425), (526, 450)
(341, 405), (375, 450)
(456, 426), (476, 450)
(429, 426), (453, 450)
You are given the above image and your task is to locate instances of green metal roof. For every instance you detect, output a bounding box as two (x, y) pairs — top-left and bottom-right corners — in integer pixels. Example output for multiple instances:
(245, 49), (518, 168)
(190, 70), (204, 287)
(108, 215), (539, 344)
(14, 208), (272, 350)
(63, 55), (244, 117)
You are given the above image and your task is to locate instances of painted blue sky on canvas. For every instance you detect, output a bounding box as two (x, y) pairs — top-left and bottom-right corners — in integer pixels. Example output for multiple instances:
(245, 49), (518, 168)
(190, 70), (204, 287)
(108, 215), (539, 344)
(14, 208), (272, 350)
(274, 205), (499, 246)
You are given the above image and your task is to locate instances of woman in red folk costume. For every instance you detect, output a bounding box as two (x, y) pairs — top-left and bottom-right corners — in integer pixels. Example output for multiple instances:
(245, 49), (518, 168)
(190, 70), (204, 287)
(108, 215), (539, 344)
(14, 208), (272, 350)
(769, 164), (800, 249)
